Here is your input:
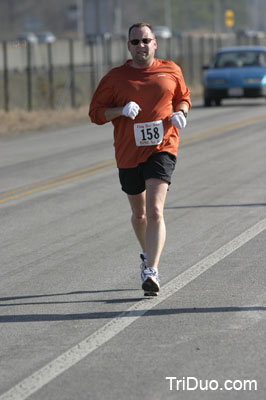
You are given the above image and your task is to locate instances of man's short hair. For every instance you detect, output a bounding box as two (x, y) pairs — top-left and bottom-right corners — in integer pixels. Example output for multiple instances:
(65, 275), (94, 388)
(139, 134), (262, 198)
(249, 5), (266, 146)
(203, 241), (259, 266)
(128, 23), (154, 39)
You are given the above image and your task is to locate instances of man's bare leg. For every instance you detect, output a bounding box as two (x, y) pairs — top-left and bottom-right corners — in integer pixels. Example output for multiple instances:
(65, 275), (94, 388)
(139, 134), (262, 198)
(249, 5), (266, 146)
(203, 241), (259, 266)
(127, 178), (168, 270)
(127, 191), (147, 253)
(145, 178), (168, 269)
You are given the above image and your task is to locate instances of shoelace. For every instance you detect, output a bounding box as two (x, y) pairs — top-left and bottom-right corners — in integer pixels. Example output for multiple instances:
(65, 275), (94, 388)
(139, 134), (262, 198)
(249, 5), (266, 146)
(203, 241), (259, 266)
(143, 267), (160, 281)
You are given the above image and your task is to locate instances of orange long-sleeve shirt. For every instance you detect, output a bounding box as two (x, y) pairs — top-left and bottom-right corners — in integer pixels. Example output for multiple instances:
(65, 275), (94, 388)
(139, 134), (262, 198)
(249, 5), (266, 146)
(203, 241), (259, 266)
(89, 58), (191, 168)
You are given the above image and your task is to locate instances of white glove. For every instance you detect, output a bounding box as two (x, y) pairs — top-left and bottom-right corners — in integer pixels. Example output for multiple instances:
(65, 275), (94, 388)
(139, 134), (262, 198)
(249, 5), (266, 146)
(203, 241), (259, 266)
(122, 101), (141, 120)
(170, 111), (187, 129)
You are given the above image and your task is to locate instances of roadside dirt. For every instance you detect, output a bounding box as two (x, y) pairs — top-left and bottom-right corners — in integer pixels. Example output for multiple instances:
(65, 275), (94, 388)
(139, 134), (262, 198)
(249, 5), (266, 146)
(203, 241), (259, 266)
(0, 106), (90, 138)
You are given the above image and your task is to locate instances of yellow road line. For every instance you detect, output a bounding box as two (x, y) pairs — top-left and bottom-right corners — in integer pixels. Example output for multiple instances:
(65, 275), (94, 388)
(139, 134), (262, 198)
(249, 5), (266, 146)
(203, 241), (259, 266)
(0, 161), (116, 204)
(0, 159), (115, 198)
(1, 112), (266, 204)
(180, 112), (266, 146)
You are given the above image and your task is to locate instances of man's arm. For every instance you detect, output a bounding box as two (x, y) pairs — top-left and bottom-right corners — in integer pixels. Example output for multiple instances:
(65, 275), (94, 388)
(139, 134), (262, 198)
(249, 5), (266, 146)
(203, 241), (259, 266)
(170, 102), (190, 129)
(105, 102), (141, 122)
(104, 107), (124, 122)
(176, 102), (189, 115)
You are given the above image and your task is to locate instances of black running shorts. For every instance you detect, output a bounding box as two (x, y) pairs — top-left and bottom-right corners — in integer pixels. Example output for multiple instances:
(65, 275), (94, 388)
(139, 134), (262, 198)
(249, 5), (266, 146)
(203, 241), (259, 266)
(118, 152), (177, 195)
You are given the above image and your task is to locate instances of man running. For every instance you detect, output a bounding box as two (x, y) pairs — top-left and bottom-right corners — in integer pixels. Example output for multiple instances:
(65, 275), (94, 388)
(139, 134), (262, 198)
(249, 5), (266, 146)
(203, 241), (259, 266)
(89, 22), (191, 296)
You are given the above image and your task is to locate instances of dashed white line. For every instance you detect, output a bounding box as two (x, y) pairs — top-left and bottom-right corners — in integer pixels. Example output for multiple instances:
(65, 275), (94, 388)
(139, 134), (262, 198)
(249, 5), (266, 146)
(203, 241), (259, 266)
(1, 217), (266, 400)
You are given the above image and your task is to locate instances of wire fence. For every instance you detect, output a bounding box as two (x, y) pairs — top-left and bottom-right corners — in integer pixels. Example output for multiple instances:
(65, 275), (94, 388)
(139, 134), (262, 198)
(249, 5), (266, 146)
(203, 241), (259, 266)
(1, 32), (266, 112)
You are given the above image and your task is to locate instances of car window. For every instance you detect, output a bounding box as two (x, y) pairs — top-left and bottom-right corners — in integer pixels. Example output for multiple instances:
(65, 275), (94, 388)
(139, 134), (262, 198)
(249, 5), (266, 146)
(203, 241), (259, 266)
(214, 51), (266, 68)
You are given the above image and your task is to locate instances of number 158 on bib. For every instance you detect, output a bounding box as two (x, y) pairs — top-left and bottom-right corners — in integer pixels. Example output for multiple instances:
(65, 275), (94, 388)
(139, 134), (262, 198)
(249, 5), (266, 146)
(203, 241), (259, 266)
(134, 120), (164, 147)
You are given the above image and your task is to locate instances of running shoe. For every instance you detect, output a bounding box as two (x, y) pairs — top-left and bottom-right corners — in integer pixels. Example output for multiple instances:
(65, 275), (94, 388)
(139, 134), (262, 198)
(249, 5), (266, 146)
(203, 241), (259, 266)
(141, 266), (160, 294)
(144, 290), (158, 297)
(140, 253), (147, 283)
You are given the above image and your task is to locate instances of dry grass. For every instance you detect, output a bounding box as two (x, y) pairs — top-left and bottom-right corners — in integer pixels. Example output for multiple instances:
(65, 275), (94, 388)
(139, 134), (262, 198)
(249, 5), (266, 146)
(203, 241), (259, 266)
(0, 106), (90, 138)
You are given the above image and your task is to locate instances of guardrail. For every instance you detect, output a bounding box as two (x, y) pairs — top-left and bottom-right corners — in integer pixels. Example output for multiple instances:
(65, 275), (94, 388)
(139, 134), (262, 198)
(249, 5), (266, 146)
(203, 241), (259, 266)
(1, 32), (265, 111)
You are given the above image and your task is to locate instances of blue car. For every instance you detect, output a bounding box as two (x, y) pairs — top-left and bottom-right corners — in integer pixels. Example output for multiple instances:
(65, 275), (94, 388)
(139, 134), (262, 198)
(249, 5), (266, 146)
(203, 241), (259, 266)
(203, 46), (266, 106)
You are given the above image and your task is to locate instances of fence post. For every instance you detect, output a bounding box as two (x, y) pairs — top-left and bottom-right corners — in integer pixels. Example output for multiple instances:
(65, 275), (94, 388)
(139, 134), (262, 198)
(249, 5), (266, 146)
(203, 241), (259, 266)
(89, 38), (96, 98)
(102, 33), (112, 70)
(3, 41), (9, 112)
(69, 39), (76, 108)
(188, 35), (195, 85)
(47, 42), (54, 109)
(166, 37), (171, 60)
(26, 42), (32, 111)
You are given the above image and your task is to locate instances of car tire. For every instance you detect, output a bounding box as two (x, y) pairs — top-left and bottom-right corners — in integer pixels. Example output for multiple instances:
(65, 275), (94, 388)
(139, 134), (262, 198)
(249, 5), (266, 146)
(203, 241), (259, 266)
(204, 97), (212, 107)
(214, 98), (221, 106)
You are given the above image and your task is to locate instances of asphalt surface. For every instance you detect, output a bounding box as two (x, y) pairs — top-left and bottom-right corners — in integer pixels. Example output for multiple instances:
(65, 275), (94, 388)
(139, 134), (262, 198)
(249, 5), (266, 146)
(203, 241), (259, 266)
(1, 99), (266, 400)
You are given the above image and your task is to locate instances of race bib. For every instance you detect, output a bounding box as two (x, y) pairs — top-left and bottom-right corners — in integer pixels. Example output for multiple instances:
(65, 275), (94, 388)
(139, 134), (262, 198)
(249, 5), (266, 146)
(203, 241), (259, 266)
(134, 120), (164, 146)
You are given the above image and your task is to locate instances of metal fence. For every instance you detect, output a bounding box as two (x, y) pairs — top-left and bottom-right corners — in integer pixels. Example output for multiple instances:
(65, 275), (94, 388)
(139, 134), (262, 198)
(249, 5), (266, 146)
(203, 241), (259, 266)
(1, 32), (266, 111)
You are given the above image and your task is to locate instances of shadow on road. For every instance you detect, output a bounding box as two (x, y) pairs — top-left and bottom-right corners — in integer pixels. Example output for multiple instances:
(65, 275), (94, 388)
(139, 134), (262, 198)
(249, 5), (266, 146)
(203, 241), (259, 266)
(0, 289), (137, 303)
(0, 305), (265, 323)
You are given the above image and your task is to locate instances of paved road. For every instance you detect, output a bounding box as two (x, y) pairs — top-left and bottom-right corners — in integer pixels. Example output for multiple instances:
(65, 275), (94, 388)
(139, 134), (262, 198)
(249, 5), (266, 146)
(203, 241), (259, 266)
(1, 99), (266, 400)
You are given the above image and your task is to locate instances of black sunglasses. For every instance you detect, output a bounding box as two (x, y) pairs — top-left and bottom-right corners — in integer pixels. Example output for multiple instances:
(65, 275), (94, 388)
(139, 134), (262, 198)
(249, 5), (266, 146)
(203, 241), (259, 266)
(129, 38), (154, 45)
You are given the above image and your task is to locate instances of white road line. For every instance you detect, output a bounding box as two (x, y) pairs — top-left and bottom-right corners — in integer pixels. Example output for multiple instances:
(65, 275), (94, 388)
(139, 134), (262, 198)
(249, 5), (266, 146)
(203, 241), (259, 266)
(1, 217), (266, 400)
